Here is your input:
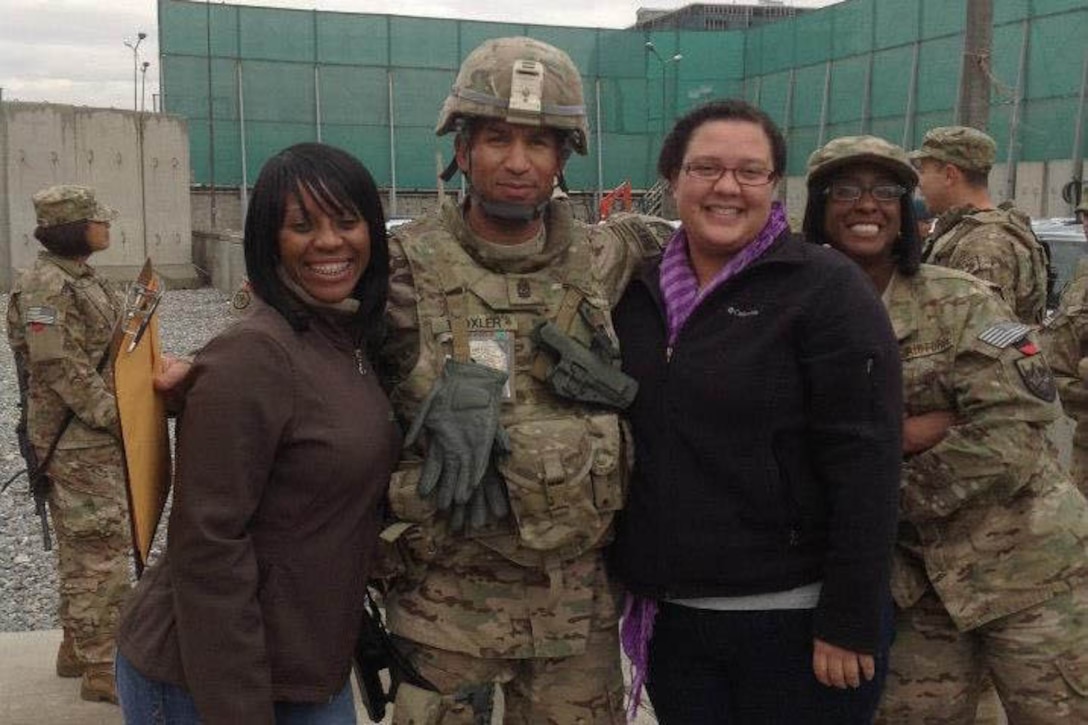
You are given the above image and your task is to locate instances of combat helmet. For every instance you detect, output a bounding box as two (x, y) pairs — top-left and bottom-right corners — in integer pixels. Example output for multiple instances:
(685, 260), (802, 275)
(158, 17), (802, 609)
(436, 37), (588, 155)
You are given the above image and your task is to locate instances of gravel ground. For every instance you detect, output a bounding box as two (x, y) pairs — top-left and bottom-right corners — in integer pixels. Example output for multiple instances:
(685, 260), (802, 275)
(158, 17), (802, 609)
(0, 287), (235, 632)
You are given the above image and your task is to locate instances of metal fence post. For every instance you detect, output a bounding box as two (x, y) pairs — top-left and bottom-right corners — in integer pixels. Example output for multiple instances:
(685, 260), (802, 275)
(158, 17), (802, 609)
(1004, 18), (1030, 201)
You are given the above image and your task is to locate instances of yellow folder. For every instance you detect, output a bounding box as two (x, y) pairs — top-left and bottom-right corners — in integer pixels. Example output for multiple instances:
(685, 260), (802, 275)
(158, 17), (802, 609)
(112, 260), (170, 577)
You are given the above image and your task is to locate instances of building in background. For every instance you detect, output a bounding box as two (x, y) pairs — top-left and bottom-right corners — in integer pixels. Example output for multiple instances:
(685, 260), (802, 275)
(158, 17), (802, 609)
(634, 2), (811, 31)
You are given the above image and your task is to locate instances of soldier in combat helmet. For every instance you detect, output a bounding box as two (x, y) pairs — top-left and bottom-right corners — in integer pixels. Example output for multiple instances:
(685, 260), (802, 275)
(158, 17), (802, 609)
(6, 185), (131, 704)
(376, 36), (672, 723)
(911, 125), (1051, 323)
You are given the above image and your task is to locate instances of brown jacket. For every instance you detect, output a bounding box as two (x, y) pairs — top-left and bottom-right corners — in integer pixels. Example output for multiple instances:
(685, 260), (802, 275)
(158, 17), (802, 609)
(118, 298), (400, 724)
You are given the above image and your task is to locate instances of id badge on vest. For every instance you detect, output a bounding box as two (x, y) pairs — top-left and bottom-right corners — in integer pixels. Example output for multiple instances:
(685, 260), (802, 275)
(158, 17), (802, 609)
(447, 313), (518, 401)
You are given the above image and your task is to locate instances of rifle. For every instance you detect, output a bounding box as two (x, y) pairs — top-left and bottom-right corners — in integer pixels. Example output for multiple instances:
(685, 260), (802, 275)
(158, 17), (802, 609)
(5, 353), (112, 551)
(4, 355), (52, 550)
(353, 591), (435, 722)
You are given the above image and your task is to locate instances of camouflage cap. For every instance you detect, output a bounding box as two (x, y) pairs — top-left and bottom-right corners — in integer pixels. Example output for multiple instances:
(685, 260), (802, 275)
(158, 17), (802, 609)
(806, 135), (918, 188)
(436, 37), (588, 155)
(1077, 198), (1088, 216)
(32, 185), (117, 228)
(909, 126), (996, 173)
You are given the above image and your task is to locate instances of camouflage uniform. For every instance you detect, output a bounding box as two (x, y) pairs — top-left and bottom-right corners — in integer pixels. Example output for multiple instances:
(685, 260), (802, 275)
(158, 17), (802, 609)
(373, 37), (672, 723)
(381, 197), (669, 723)
(1040, 260), (1088, 494)
(913, 126), (1049, 324)
(5, 186), (129, 692)
(875, 265), (1088, 724)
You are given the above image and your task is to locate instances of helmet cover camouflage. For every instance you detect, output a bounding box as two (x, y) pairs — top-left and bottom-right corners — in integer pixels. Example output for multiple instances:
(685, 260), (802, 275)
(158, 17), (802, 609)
(436, 37), (589, 155)
(909, 126), (996, 173)
(806, 135), (918, 188)
(33, 185), (117, 228)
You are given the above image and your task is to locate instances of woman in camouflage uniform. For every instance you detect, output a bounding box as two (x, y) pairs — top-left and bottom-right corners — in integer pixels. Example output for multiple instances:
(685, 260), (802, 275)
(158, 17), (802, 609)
(804, 135), (1088, 724)
(5, 185), (129, 704)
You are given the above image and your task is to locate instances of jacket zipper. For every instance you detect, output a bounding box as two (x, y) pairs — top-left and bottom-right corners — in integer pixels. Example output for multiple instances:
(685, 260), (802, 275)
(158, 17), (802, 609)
(353, 344), (369, 375)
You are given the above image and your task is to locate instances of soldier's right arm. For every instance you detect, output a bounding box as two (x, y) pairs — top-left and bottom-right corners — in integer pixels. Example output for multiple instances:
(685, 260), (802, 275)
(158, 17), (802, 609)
(592, 214), (674, 307)
(23, 283), (119, 438)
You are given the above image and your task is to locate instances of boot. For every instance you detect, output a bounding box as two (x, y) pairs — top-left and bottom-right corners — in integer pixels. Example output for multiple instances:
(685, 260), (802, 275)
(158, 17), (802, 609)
(80, 663), (118, 705)
(55, 632), (85, 678)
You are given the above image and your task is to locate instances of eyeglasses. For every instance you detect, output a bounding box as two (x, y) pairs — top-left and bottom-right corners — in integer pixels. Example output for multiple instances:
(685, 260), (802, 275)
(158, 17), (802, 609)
(825, 182), (908, 202)
(682, 161), (776, 187)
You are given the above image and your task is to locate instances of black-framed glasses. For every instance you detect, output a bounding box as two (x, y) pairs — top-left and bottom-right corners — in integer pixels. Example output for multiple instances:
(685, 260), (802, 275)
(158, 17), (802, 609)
(825, 182), (908, 202)
(682, 161), (776, 187)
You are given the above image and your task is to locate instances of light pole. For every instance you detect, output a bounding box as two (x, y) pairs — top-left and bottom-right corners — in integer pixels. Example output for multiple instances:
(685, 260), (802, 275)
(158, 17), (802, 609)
(124, 31), (147, 112)
(140, 61), (150, 113)
(645, 41), (683, 133)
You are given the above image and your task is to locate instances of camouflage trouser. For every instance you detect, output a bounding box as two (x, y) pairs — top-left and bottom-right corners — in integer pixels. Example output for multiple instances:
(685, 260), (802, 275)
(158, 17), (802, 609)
(47, 447), (131, 666)
(876, 582), (1088, 724)
(390, 612), (625, 724)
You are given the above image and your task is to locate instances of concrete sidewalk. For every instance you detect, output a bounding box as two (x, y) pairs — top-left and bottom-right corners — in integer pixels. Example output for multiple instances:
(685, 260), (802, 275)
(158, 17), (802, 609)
(0, 630), (121, 725)
(0, 629), (378, 725)
(0, 629), (659, 724)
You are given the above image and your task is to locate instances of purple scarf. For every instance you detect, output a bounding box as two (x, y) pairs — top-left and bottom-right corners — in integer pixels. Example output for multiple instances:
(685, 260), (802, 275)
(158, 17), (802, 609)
(659, 200), (789, 346)
(620, 200), (789, 721)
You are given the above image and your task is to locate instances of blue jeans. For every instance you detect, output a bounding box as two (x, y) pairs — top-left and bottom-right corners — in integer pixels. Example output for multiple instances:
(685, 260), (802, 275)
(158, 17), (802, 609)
(116, 650), (356, 724)
(645, 601), (892, 724)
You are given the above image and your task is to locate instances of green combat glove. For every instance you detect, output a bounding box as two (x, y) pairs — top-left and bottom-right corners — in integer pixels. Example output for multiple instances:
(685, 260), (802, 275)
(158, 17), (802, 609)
(449, 463), (510, 532)
(405, 359), (511, 516)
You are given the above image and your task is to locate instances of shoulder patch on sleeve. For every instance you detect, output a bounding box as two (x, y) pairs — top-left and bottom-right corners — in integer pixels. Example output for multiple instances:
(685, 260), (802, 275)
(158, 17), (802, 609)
(1015, 355), (1057, 402)
(978, 321), (1030, 349)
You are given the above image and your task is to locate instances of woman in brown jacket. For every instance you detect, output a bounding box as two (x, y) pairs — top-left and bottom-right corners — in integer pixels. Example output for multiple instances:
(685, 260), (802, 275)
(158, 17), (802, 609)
(115, 143), (401, 724)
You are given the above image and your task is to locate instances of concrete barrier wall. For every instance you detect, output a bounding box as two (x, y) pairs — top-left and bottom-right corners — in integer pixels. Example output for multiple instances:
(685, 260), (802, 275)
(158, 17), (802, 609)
(192, 230), (244, 296)
(0, 102), (192, 290)
(8, 103), (1078, 292)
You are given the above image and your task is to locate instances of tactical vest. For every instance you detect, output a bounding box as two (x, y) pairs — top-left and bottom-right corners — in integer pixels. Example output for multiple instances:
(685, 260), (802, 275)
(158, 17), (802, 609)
(925, 204), (1048, 322)
(387, 200), (628, 570)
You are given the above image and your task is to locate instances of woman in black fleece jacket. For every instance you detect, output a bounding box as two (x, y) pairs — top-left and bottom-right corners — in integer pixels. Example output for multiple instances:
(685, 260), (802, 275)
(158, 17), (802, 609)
(609, 100), (903, 724)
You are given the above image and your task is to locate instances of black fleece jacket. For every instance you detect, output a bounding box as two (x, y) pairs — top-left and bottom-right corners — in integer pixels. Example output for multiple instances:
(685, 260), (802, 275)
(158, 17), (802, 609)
(608, 232), (902, 653)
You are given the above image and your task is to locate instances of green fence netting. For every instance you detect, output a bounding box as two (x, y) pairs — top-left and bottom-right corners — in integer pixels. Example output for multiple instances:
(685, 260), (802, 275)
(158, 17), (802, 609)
(159, 0), (1088, 190)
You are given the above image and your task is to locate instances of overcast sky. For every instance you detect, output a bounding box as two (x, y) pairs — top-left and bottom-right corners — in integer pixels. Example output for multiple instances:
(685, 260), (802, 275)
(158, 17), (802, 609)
(1, 0), (838, 110)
